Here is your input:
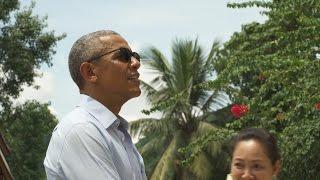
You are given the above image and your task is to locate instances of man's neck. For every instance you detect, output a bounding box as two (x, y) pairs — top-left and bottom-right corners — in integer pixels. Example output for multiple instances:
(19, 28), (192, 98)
(80, 91), (126, 115)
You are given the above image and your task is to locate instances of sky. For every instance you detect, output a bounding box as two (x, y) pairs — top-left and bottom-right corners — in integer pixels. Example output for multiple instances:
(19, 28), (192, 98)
(18, 0), (266, 121)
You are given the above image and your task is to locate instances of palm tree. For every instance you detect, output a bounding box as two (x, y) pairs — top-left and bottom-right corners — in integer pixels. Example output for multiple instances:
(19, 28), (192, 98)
(130, 39), (229, 180)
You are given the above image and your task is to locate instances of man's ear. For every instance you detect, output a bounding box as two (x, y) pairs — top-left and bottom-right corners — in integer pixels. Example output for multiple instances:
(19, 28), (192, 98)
(80, 62), (98, 83)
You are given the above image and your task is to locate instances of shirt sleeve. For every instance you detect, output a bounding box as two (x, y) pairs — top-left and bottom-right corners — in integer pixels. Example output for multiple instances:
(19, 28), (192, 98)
(58, 123), (121, 180)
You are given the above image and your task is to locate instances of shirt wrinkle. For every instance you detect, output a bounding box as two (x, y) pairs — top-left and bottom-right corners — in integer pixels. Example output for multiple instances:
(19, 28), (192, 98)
(56, 121), (90, 163)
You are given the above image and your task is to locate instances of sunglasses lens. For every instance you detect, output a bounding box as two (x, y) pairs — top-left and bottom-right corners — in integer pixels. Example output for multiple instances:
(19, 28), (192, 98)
(114, 48), (129, 62)
(132, 52), (140, 62)
(118, 48), (140, 62)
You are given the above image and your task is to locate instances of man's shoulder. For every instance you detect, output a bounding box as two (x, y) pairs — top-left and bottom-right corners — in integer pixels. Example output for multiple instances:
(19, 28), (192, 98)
(44, 107), (106, 176)
(48, 107), (96, 147)
(59, 107), (91, 129)
(44, 107), (100, 169)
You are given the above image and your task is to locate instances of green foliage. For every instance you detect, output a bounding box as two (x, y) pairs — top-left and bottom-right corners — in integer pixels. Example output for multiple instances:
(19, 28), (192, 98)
(0, 0), (65, 104)
(0, 1), (63, 179)
(279, 119), (320, 179)
(0, 101), (57, 179)
(184, 0), (320, 179)
(130, 39), (228, 179)
(180, 128), (235, 166)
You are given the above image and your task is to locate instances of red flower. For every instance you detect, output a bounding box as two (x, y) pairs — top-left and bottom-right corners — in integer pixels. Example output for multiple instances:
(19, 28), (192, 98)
(315, 103), (320, 110)
(231, 104), (249, 118)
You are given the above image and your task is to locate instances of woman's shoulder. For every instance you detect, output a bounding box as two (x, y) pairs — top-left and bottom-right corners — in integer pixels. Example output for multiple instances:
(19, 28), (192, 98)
(226, 174), (232, 180)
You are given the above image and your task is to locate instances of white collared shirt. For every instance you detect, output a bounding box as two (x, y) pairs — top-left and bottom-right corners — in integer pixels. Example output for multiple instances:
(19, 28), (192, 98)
(44, 94), (147, 180)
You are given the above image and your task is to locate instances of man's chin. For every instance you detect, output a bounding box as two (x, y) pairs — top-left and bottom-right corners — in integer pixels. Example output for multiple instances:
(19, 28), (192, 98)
(133, 89), (141, 97)
(129, 88), (141, 98)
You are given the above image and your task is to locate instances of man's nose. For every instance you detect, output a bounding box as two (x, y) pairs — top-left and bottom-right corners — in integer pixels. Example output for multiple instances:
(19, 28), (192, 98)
(130, 57), (140, 70)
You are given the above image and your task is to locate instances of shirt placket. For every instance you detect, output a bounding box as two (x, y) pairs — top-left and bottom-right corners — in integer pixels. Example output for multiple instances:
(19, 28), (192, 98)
(117, 126), (141, 180)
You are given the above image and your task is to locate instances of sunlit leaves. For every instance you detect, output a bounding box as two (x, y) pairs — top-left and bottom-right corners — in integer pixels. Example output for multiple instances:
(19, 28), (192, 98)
(185, 0), (320, 179)
(0, 1), (63, 179)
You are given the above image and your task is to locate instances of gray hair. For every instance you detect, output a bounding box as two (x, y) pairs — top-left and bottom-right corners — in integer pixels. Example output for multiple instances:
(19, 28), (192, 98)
(68, 30), (120, 89)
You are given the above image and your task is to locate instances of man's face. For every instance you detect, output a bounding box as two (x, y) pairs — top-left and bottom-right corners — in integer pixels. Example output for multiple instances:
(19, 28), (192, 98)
(92, 34), (141, 101)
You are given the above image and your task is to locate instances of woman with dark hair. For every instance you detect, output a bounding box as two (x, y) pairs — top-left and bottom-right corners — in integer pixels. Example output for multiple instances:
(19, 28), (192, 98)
(227, 128), (281, 180)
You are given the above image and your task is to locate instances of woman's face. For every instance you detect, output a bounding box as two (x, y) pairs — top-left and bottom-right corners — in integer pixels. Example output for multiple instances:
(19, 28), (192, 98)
(231, 139), (280, 180)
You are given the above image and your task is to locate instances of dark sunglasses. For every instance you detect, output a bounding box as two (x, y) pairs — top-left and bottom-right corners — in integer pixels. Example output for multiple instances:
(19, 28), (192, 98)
(88, 47), (140, 62)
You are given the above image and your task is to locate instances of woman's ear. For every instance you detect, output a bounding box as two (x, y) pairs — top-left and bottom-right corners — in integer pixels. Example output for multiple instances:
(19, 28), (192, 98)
(80, 62), (98, 83)
(273, 160), (281, 176)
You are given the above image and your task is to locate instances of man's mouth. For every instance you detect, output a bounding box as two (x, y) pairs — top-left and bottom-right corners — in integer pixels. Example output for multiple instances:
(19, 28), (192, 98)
(128, 73), (140, 80)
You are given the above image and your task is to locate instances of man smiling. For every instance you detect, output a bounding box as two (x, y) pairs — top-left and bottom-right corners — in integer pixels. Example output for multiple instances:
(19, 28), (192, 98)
(44, 30), (147, 180)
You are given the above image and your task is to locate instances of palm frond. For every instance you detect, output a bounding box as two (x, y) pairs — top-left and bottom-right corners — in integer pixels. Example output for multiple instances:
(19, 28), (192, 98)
(186, 122), (229, 179)
(188, 147), (229, 180)
(142, 47), (174, 88)
(149, 135), (179, 180)
(129, 118), (172, 138)
(194, 121), (218, 136)
(193, 122), (222, 156)
(140, 80), (157, 100)
(129, 118), (158, 138)
(136, 134), (172, 177)
(139, 135), (167, 155)
(171, 39), (195, 92)
(142, 47), (170, 72)
(205, 40), (221, 68)
(188, 152), (215, 180)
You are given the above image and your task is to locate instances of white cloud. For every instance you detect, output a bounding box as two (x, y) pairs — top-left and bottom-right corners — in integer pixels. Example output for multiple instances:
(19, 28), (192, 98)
(9, 70), (59, 117)
(48, 105), (58, 116)
(17, 70), (55, 104)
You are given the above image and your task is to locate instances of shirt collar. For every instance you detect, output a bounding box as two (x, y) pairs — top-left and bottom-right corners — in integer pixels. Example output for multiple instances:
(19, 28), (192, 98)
(116, 115), (129, 130)
(77, 94), (125, 129)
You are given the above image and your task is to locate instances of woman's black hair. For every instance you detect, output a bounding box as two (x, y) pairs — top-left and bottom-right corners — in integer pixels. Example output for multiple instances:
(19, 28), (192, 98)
(229, 128), (280, 164)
